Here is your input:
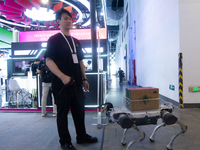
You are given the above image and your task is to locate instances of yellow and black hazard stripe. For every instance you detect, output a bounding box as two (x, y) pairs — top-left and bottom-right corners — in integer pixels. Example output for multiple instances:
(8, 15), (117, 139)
(179, 53), (183, 108)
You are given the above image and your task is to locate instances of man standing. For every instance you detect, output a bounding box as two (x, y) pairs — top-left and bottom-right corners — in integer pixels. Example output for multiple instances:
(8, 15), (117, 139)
(118, 67), (124, 83)
(45, 9), (97, 150)
(37, 58), (57, 117)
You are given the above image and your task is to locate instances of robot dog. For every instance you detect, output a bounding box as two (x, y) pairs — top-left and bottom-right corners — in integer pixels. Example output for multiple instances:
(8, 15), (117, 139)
(105, 100), (187, 150)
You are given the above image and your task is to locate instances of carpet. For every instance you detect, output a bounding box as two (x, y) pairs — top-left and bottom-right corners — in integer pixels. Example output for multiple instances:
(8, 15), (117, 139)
(0, 111), (104, 150)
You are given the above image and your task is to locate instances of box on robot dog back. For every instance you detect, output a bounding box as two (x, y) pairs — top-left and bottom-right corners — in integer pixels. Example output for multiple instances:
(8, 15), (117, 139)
(126, 87), (159, 111)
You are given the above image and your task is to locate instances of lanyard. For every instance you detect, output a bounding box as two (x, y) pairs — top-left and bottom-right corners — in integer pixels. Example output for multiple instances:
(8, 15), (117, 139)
(60, 31), (76, 54)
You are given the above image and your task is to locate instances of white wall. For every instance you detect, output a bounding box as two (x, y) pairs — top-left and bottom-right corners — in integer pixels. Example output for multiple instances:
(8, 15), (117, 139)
(114, 0), (200, 105)
(115, 18), (126, 74)
(179, 0), (200, 104)
(115, 0), (131, 80)
(134, 0), (180, 102)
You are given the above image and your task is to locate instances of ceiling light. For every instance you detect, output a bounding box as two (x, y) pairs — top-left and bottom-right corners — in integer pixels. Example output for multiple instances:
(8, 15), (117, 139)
(14, 50), (31, 55)
(0, 19), (30, 28)
(77, 0), (90, 26)
(24, 7), (55, 21)
(42, 0), (48, 4)
(84, 47), (103, 53)
(30, 24), (46, 28)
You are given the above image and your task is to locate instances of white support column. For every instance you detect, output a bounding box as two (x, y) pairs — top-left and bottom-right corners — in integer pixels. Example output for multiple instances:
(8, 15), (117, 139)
(12, 28), (19, 42)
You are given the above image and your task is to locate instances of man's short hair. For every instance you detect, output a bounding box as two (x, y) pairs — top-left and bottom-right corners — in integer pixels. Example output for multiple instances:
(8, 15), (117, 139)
(56, 8), (72, 22)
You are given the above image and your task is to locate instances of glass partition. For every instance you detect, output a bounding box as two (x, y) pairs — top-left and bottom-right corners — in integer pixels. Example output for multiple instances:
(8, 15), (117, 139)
(5, 77), (37, 109)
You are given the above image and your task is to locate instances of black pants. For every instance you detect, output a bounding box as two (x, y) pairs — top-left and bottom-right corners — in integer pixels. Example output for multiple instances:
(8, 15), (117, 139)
(53, 84), (86, 145)
(119, 76), (123, 83)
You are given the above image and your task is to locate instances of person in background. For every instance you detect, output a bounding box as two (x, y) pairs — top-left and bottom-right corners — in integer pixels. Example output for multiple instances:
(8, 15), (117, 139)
(118, 67), (125, 83)
(31, 59), (40, 76)
(21, 61), (28, 72)
(44, 9), (97, 150)
(37, 58), (57, 117)
(85, 60), (92, 71)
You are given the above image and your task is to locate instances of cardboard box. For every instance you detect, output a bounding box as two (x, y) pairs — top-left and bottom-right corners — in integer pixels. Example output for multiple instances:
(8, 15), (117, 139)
(126, 87), (159, 100)
(126, 87), (159, 111)
(126, 98), (160, 111)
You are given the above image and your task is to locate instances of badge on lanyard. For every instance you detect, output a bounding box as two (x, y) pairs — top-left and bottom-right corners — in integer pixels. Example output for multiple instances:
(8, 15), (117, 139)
(72, 54), (78, 64)
(60, 31), (79, 64)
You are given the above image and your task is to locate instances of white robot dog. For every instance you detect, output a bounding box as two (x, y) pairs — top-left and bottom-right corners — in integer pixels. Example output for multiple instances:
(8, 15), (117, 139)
(105, 101), (187, 150)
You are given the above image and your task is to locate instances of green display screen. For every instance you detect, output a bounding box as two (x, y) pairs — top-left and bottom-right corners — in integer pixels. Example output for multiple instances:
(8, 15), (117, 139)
(0, 28), (12, 40)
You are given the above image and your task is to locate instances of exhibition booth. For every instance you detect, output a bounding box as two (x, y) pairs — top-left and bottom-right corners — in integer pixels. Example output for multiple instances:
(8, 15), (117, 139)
(1, 28), (108, 111)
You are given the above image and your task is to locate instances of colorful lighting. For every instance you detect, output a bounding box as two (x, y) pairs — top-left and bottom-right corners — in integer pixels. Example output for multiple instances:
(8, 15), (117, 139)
(60, 0), (82, 25)
(0, 0), (91, 28)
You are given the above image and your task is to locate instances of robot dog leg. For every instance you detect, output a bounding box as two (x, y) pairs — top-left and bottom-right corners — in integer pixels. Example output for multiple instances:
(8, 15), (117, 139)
(107, 107), (146, 150)
(149, 110), (187, 150)
(149, 122), (166, 142)
(121, 124), (146, 150)
(106, 103), (187, 150)
(166, 120), (187, 150)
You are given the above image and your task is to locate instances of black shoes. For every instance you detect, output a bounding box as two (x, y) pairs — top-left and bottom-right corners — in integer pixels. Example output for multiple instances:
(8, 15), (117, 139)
(61, 144), (76, 150)
(77, 134), (98, 144)
(60, 135), (98, 149)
